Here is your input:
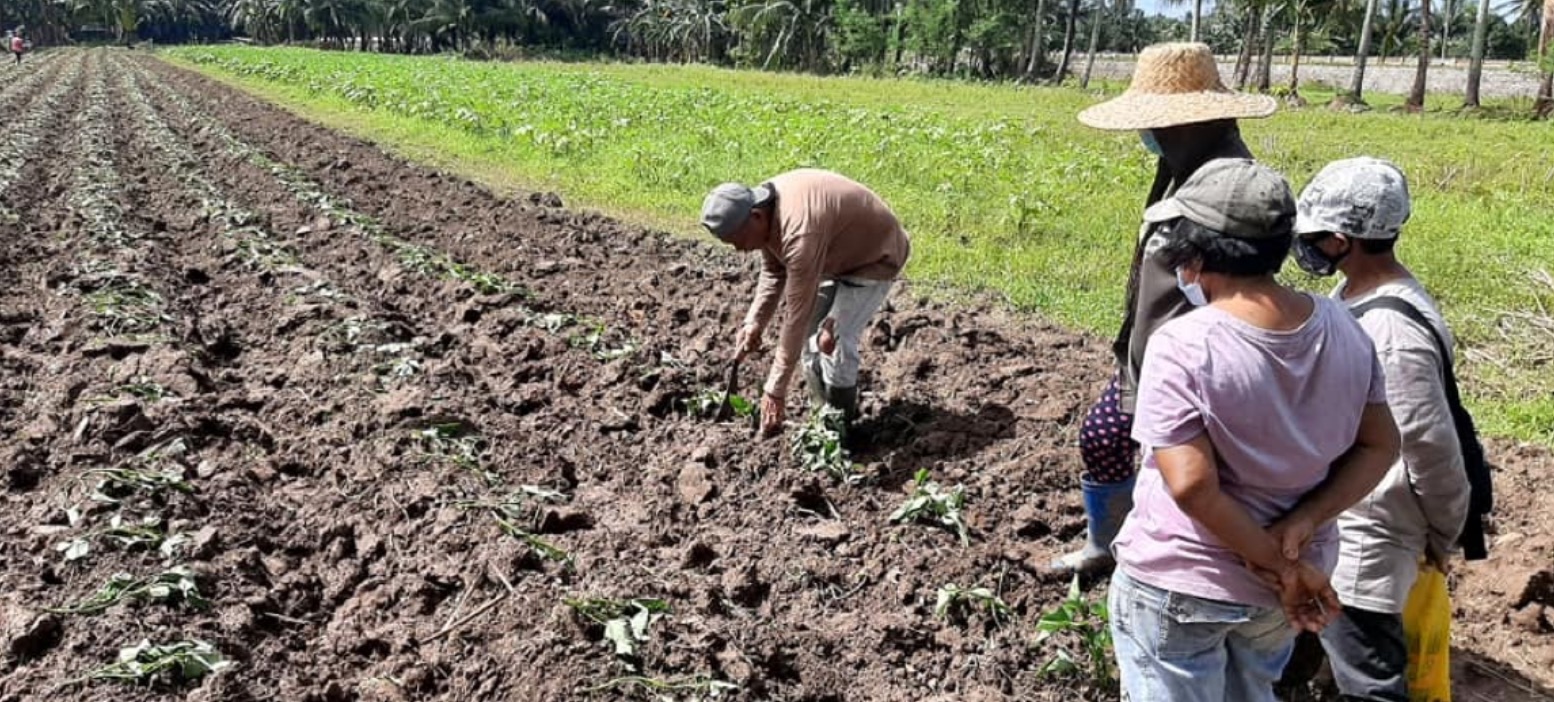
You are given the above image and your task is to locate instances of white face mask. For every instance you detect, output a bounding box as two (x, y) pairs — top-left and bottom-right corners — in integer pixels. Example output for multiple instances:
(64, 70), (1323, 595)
(1176, 267), (1208, 307)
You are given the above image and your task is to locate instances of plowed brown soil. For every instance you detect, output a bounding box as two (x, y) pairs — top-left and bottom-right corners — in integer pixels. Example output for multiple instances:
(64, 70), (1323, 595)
(0, 48), (1550, 702)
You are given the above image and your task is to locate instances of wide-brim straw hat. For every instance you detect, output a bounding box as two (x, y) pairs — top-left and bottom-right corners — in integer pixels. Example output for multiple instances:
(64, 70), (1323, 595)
(1078, 43), (1276, 130)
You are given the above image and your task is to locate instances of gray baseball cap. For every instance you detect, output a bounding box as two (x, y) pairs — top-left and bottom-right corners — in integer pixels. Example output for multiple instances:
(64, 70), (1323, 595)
(1294, 157), (1411, 239)
(1142, 158), (1295, 239)
(700, 182), (773, 240)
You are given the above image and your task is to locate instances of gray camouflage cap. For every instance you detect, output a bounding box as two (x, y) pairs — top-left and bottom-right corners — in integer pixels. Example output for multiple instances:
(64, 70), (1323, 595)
(1294, 157), (1411, 240)
(1142, 158), (1296, 239)
(700, 182), (773, 240)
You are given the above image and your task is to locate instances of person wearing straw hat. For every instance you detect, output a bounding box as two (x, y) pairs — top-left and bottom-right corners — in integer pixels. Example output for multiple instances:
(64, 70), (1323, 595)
(700, 169), (911, 436)
(1048, 42), (1278, 578)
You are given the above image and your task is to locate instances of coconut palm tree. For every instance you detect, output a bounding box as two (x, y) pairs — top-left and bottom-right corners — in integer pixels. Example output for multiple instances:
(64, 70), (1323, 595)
(1463, 0), (1490, 105)
(1405, 0), (1431, 110)
(1537, 0), (1553, 117)
(1344, 0), (1382, 105)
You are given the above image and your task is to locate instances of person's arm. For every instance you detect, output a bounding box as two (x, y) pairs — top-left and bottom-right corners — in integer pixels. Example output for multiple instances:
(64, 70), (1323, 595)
(1270, 350), (1402, 555)
(1377, 336), (1470, 563)
(743, 247), (787, 336)
(762, 234), (824, 399)
(1156, 438), (1298, 575)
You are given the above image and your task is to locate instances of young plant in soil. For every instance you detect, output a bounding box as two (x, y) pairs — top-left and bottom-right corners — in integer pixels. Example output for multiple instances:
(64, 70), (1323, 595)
(1034, 575), (1116, 689)
(81, 639), (229, 687)
(459, 486), (573, 565)
(565, 597), (670, 671)
(889, 469), (970, 545)
(493, 517), (572, 565)
(81, 281), (168, 336)
(682, 388), (755, 421)
(117, 378), (175, 403)
(790, 406), (862, 484)
(85, 438), (195, 504)
(584, 675), (739, 699)
(56, 515), (190, 564)
(48, 567), (209, 615)
(414, 423), (492, 483)
(934, 584), (1012, 627)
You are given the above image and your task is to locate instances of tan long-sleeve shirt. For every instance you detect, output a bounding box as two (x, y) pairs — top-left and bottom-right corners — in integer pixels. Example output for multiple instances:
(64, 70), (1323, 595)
(1331, 277), (1470, 613)
(743, 169), (911, 398)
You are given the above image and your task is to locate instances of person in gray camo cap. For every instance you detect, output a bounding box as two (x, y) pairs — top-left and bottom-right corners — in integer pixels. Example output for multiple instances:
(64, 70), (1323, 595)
(1293, 157), (1472, 702)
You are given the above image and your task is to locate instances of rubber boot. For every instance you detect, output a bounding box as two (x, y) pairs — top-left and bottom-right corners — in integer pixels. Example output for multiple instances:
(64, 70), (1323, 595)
(1047, 475), (1136, 578)
(826, 385), (860, 422)
(804, 361), (828, 408)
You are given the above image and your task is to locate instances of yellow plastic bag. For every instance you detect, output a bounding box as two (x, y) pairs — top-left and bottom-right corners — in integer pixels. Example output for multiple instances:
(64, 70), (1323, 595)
(1402, 565), (1451, 702)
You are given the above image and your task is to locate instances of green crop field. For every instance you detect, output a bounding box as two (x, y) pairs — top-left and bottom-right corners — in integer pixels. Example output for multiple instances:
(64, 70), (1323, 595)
(167, 46), (1554, 443)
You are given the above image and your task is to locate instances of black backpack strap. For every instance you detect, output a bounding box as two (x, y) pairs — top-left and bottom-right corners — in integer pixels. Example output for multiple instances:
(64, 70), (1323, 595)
(1351, 295), (1493, 560)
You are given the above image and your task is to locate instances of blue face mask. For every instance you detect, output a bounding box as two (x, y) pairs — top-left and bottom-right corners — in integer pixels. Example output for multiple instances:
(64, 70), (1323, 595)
(1176, 267), (1208, 307)
(1140, 130), (1164, 157)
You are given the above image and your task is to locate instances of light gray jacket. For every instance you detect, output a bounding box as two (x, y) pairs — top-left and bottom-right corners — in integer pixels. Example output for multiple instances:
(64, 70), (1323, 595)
(1330, 278), (1471, 614)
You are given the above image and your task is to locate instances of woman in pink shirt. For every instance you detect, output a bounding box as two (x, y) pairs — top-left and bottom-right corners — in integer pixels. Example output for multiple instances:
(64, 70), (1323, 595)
(1108, 159), (1401, 701)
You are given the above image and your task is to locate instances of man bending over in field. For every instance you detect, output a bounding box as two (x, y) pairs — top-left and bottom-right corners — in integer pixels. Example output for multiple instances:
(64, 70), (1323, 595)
(700, 169), (911, 436)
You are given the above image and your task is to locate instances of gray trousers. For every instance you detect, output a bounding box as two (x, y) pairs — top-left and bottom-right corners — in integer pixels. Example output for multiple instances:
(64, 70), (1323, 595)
(801, 277), (892, 391)
(1318, 605), (1410, 702)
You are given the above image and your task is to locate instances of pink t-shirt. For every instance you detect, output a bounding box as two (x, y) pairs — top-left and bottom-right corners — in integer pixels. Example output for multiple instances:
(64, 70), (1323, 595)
(1114, 294), (1388, 608)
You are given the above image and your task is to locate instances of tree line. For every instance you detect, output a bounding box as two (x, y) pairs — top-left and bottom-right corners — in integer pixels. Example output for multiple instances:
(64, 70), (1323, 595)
(1, 0), (1550, 113)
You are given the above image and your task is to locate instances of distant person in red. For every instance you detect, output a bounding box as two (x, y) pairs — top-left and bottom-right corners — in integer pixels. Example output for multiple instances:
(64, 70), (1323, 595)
(9, 31), (24, 64)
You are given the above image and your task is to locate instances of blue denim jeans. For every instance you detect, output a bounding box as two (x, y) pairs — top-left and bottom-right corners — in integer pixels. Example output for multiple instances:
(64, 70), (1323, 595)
(1109, 569), (1295, 702)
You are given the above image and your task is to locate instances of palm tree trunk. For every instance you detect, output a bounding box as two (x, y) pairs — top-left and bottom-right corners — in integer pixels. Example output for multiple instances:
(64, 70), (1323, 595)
(1406, 0), (1432, 110)
(1256, 9), (1276, 92)
(1054, 0), (1081, 80)
(1289, 14), (1305, 96)
(1081, 0), (1103, 88)
(1538, 0), (1554, 117)
(1464, 0), (1489, 105)
(1440, 0), (1451, 61)
(1191, 0), (1202, 41)
(1023, 0), (1048, 78)
(1234, 5), (1259, 88)
(1348, 0), (1381, 104)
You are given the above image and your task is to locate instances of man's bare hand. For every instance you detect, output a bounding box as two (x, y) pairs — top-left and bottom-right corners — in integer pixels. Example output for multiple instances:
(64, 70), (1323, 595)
(1277, 561), (1341, 633)
(736, 324), (762, 358)
(760, 393), (785, 437)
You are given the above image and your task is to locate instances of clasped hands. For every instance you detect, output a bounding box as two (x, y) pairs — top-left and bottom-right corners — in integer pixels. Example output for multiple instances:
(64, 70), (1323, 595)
(1248, 517), (1342, 633)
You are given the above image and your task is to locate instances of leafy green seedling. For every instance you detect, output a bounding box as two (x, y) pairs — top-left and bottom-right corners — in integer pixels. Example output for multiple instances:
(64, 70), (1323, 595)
(790, 405), (862, 483)
(684, 388), (755, 420)
(565, 597), (670, 671)
(1035, 574), (1116, 688)
(48, 567), (209, 615)
(889, 469), (970, 545)
(84, 639), (229, 686)
(935, 584), (1011, 626)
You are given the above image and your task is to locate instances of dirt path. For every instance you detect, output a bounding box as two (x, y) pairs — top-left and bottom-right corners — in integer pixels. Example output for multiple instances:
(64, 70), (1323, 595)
(0, 48), (1550, 701)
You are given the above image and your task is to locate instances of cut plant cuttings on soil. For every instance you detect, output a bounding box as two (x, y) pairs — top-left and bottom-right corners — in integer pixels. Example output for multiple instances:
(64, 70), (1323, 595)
(82, 639), (230, 687)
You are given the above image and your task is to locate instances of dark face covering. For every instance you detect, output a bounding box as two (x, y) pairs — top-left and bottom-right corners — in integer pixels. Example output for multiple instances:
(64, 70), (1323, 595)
(1294, 235), (1350, 277)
